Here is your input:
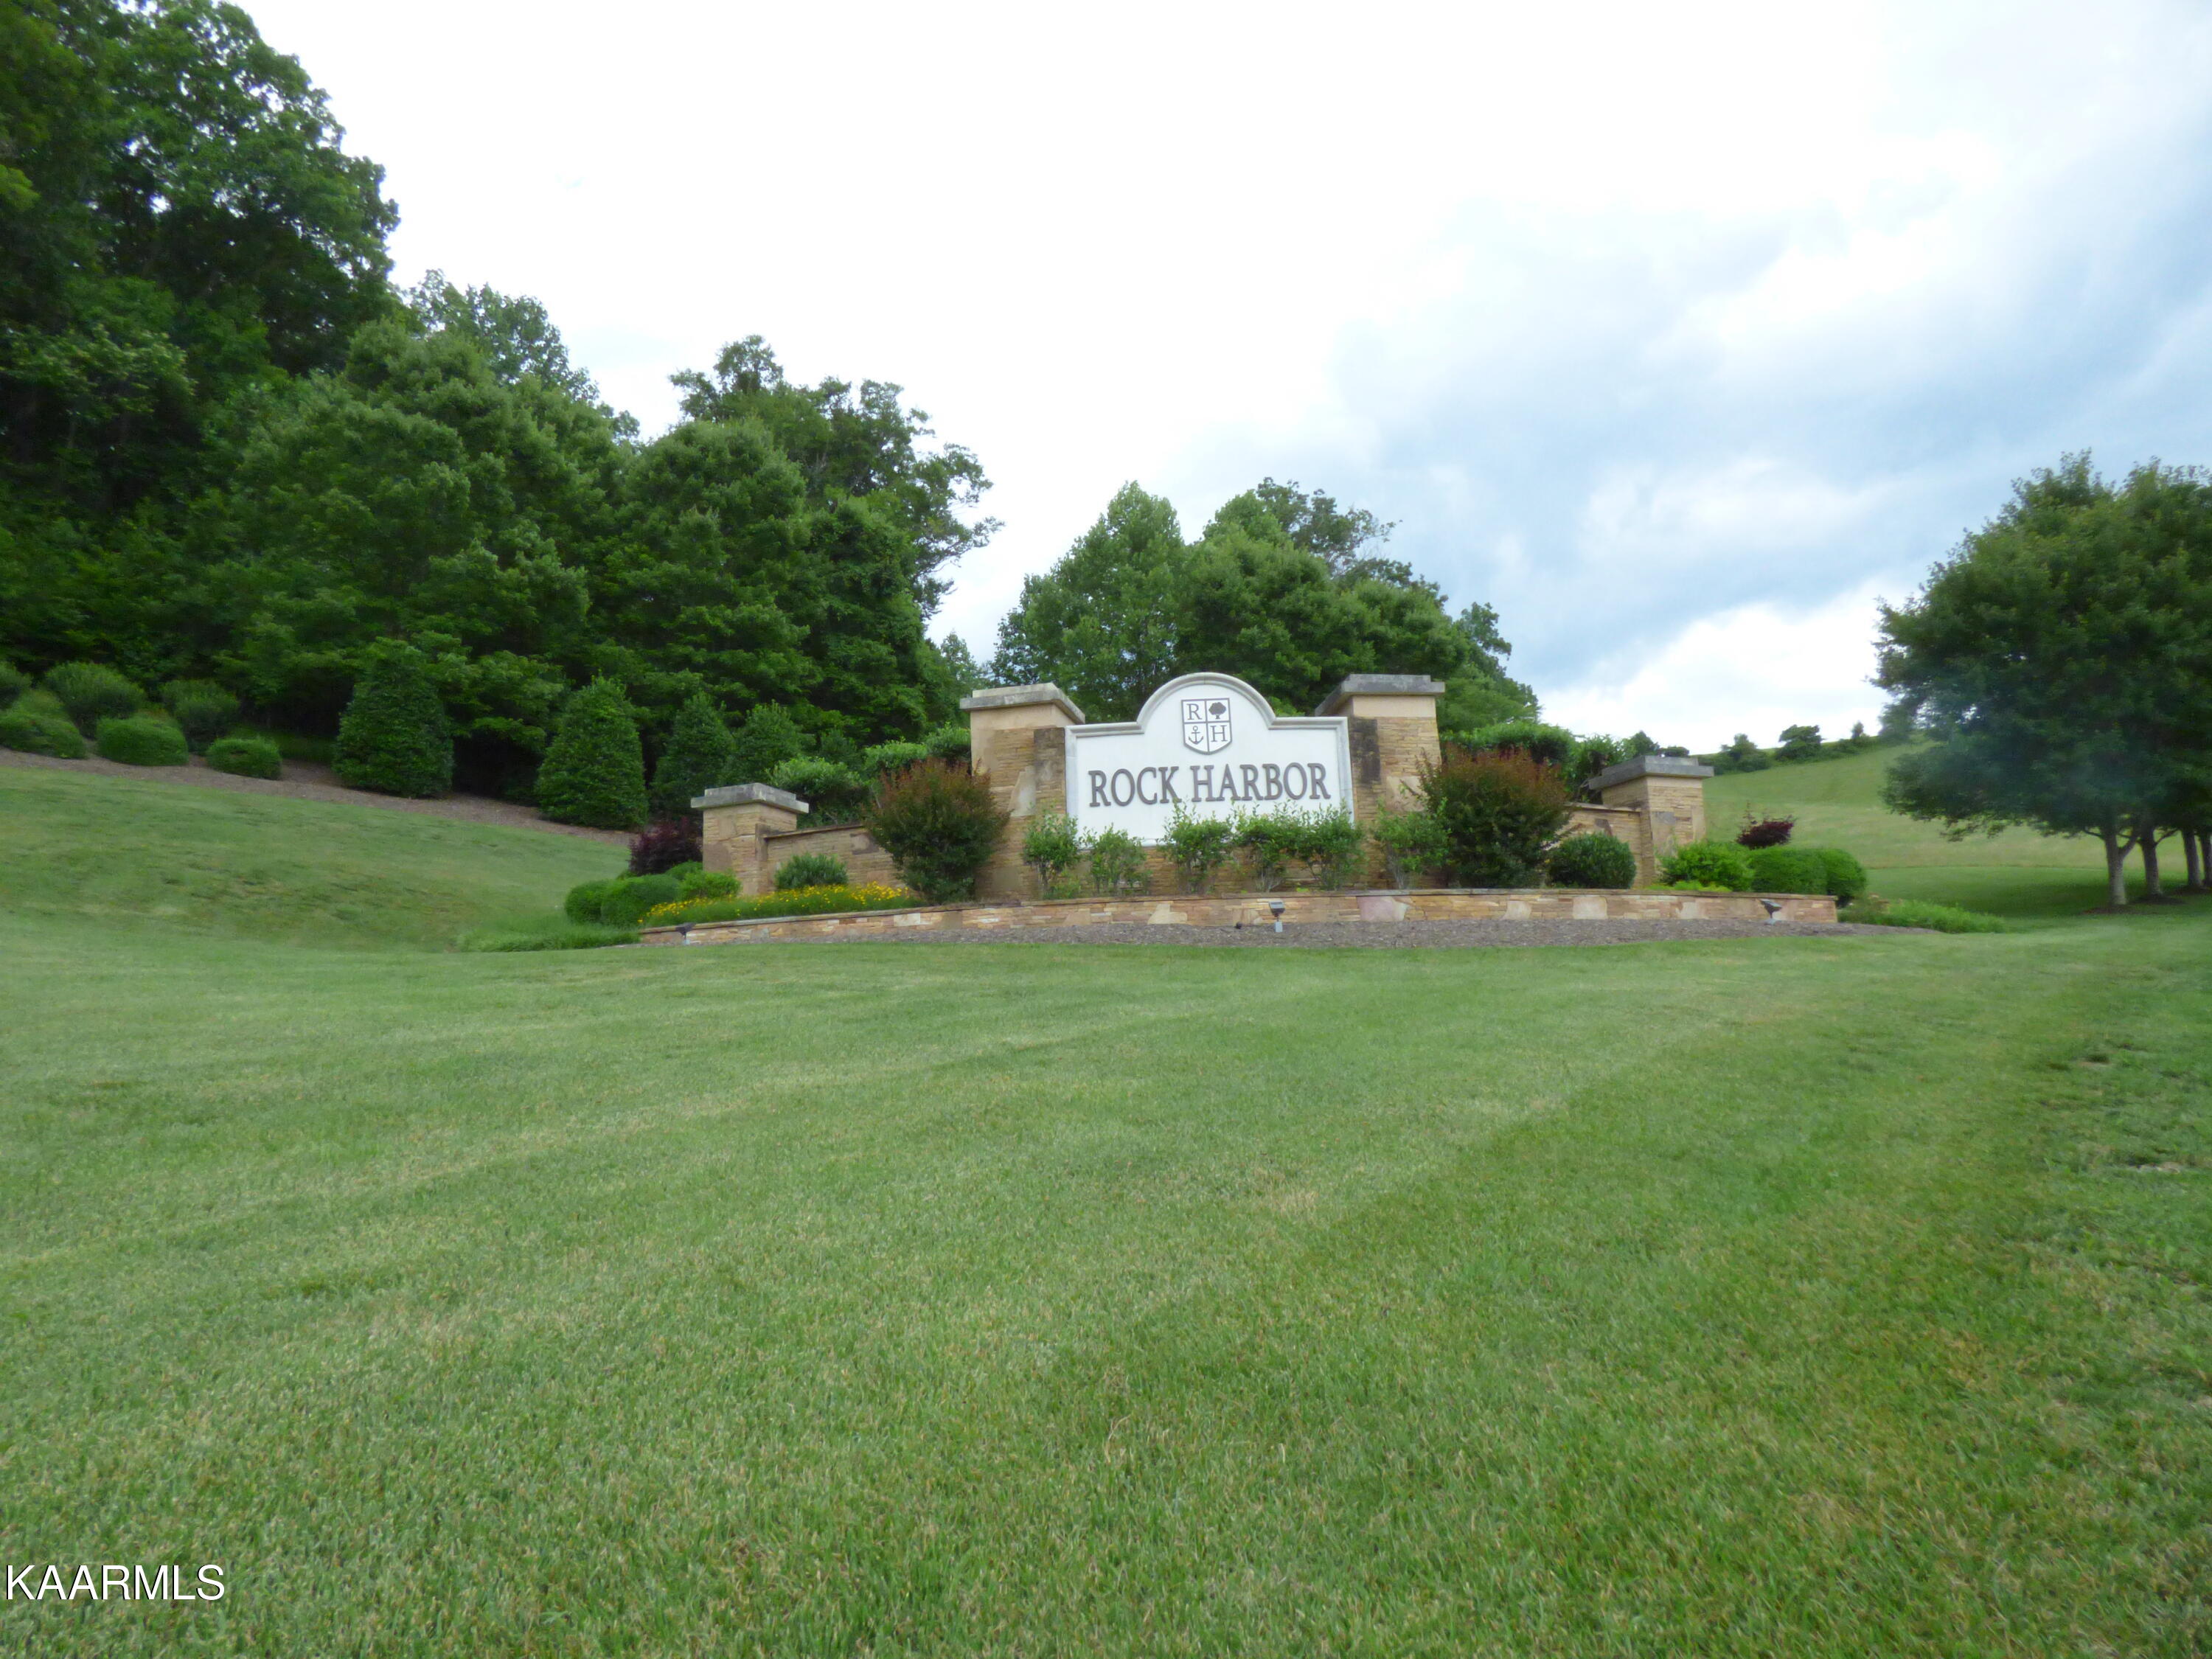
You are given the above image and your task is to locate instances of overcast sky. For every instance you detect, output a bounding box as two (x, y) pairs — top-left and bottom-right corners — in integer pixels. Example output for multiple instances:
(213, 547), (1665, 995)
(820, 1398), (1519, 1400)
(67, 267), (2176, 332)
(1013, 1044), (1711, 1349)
(248, 0), (2212, 748)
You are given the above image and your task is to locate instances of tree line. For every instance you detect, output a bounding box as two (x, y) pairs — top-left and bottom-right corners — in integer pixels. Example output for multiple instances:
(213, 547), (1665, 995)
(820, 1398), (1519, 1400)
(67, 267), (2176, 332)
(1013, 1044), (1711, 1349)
(0, 0), (1537, 803)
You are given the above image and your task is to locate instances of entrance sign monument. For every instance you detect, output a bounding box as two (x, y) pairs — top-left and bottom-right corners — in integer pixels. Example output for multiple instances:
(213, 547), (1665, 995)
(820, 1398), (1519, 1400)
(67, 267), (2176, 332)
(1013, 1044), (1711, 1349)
(1066, 673), (1354, 843)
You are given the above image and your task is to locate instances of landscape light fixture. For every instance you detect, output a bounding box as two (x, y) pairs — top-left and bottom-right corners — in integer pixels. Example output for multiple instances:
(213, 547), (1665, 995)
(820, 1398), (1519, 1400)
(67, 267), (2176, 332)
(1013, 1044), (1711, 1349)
(1759, 899), (1782, 924)
(1269, 899), (1286, 933)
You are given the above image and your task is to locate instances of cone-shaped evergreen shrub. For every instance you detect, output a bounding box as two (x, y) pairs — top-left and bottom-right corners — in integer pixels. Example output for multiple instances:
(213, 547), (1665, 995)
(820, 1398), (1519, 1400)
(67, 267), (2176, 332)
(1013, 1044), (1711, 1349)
(650, 692), (738, 818)
(333, 646), (453, 798)
(538, 679), (648, 830)
(731, 703), (805, 783)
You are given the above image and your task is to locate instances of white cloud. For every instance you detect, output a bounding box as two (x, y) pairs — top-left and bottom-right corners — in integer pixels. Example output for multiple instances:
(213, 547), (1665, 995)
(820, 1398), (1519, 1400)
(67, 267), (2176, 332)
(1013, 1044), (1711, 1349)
(241, 0), (2212, 735)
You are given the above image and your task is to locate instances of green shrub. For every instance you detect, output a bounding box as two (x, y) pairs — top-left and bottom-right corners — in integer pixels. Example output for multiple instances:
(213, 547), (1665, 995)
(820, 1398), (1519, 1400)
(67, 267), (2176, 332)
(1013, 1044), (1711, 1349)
(1368, 798), (1449, 888)
(537, 679), (648, 830)
(1841, 899), (2009, 933)
(563, 879), (619, 924)
(775, 851), (849, 890)
(1298, 807), (1364, 889)
(650, 690), (737, 818)
(1547, 830), (1638, 888)
(96, 714), (189, 766)
(860, 740), (931, 776)
(1085, 824), (1148, 897)
(678, 868), (739, 900)
(597, 873), (683, 926)
(863, 759), (1009, 902)
(161, 679), (241, 753)
(1162, 806), (1235, 894)
(1231, 808), (1303, 891)
(1658, 840), (1755, 891)
(1745, 845), (1829, 894)
(44, 661), (144, 735)
(922, 721), (970, 762)
(1775, 723), (1823, 762)
(1022, 808), (1085, 896)
(0, 661), (27, 709)
(731, 703), (806, 783)
(205, 736), (283, 779)
(770, 757), (870, 826)
(1419, 748), (1572, 886)
(1812, 846), (1870, 904)
(0, 708), (88, 758)
(333, 646), (453, 797)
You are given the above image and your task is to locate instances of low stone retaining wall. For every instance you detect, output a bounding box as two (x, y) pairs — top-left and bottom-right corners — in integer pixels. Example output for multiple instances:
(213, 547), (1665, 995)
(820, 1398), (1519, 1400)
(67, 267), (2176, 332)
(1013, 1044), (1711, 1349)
(639, 887), (1838, 946)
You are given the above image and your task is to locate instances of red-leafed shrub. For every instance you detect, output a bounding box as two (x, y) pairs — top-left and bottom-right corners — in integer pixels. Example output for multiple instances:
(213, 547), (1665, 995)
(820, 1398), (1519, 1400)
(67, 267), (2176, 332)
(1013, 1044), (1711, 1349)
(627, 818), (702, 875)
(1736, 814), (1796, 848)
(1419, 748), (1573, 886)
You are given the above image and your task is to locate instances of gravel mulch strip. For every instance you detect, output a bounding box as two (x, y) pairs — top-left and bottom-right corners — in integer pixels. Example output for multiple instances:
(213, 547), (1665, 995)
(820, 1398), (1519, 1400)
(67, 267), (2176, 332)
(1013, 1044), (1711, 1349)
(0, 746), (628, 844)
(745, 918), (1913, 949)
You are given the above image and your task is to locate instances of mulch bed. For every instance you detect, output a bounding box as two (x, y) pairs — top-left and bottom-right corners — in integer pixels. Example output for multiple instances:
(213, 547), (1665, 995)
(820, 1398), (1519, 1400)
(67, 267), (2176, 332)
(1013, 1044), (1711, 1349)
(748, 918), (1910, 949)
(0, 747), (628, 845)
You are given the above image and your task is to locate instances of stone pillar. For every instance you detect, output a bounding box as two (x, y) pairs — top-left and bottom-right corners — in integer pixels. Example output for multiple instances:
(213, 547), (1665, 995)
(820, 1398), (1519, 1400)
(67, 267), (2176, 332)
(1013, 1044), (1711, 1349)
(961, 684), (1085, 901)
(1591, 756), (1715, 880)
(1315, 675), (1445, 824)
(694, 783), (807, 895)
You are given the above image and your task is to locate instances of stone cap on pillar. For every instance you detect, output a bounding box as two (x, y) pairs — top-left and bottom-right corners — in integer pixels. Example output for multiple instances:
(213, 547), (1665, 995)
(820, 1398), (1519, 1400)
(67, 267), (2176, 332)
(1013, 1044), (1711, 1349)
(1590, 755), (1714, 792)
(1314, 674), (1447, 717)
(692, 782), (810, 813)
(959, 683), (1085, 723)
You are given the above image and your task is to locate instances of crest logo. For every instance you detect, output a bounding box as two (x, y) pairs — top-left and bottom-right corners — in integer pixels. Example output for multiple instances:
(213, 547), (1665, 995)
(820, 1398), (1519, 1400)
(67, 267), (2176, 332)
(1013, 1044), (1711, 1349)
(1180, 695), (1232, 755)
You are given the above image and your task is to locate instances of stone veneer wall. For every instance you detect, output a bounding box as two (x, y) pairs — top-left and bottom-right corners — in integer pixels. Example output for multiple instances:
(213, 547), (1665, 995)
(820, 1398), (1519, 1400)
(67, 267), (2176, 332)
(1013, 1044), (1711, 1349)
(641, 886), (1837, 946)
(758, 823), (899, 888)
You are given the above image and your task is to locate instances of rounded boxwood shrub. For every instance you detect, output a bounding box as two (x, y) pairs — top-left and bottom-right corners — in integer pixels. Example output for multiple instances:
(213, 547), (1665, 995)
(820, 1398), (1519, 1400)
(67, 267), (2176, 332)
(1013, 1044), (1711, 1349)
(775, 851), (849, 890)
(1812, 846), (1870, 904)
(0, 708), (88, 758)
(863, 759), (1009, 902)
(1658, 839), (1755, 891)
(1745, 845), (1829, 894)
(678, 868), (739, 900)
(334, 646), (453, 797)
(96, 714), (189, 766)
(44, 661), (144, 736)
(0, 661), (27, 709)
(597, 873), (682, 926)
(650, 689), (738, 819)
(1419, 748), (1572, 886)
(161, 679), (242, 754)
(564, 879), (619, 925)
(537, 679), (649, 830)
(205, 736), (283, 779)
(1547, 830), (1638, 888)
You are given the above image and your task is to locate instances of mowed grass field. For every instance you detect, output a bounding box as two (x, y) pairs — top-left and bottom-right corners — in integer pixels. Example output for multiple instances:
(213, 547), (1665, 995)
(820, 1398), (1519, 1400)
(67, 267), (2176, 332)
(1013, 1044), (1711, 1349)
(3, 762), (2209, 1655)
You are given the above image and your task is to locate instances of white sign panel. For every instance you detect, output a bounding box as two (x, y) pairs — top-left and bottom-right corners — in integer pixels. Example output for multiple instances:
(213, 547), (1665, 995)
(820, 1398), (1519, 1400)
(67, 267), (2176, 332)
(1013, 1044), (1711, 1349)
(1065, 673), (1354, 842)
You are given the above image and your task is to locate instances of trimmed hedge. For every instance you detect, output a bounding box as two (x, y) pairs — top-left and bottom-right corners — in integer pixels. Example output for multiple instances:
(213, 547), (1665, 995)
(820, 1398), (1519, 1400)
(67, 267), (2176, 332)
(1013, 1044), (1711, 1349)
(95, 715), (189, 766)
(334, 647), (453, 797)
(644, 883), (916, 926)
(538, 680), (649, 830)
(1658, 840), (1754, 891)
(1841, 899), (2009, 933)
(1548, 830), (1638, 888)
(206, 736), (283, 779)
(0, 708), (88, 758)
(44, 661), (143, 735)
(1812, 846), (1870, 904)
(1745, 845), (1829, 894)
(564, 873), (682, 927)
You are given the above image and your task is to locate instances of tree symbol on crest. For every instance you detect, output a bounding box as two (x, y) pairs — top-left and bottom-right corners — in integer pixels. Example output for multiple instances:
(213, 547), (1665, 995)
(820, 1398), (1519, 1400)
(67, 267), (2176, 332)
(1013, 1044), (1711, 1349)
(1181, 696), (1232, 755)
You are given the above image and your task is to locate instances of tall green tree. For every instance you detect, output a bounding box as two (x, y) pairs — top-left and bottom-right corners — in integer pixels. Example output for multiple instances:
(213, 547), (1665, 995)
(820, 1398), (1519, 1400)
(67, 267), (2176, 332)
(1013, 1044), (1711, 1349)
(990, 480), (1534, 722)
(1877, 456), (2212, 908)
(649, 688), (738, 818)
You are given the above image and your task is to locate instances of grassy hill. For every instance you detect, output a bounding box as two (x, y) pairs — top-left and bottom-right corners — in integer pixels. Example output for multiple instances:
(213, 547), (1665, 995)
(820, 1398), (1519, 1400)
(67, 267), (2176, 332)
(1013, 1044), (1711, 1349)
(0, 764), (617, 949)
(1703, 744), (2118, 916)
(3, 754), (2208, 1654)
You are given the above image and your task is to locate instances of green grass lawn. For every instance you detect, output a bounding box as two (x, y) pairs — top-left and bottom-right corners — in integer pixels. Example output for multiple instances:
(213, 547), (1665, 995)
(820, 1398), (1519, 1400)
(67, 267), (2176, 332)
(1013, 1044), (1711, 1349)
(3, 765), (2208, 1655)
